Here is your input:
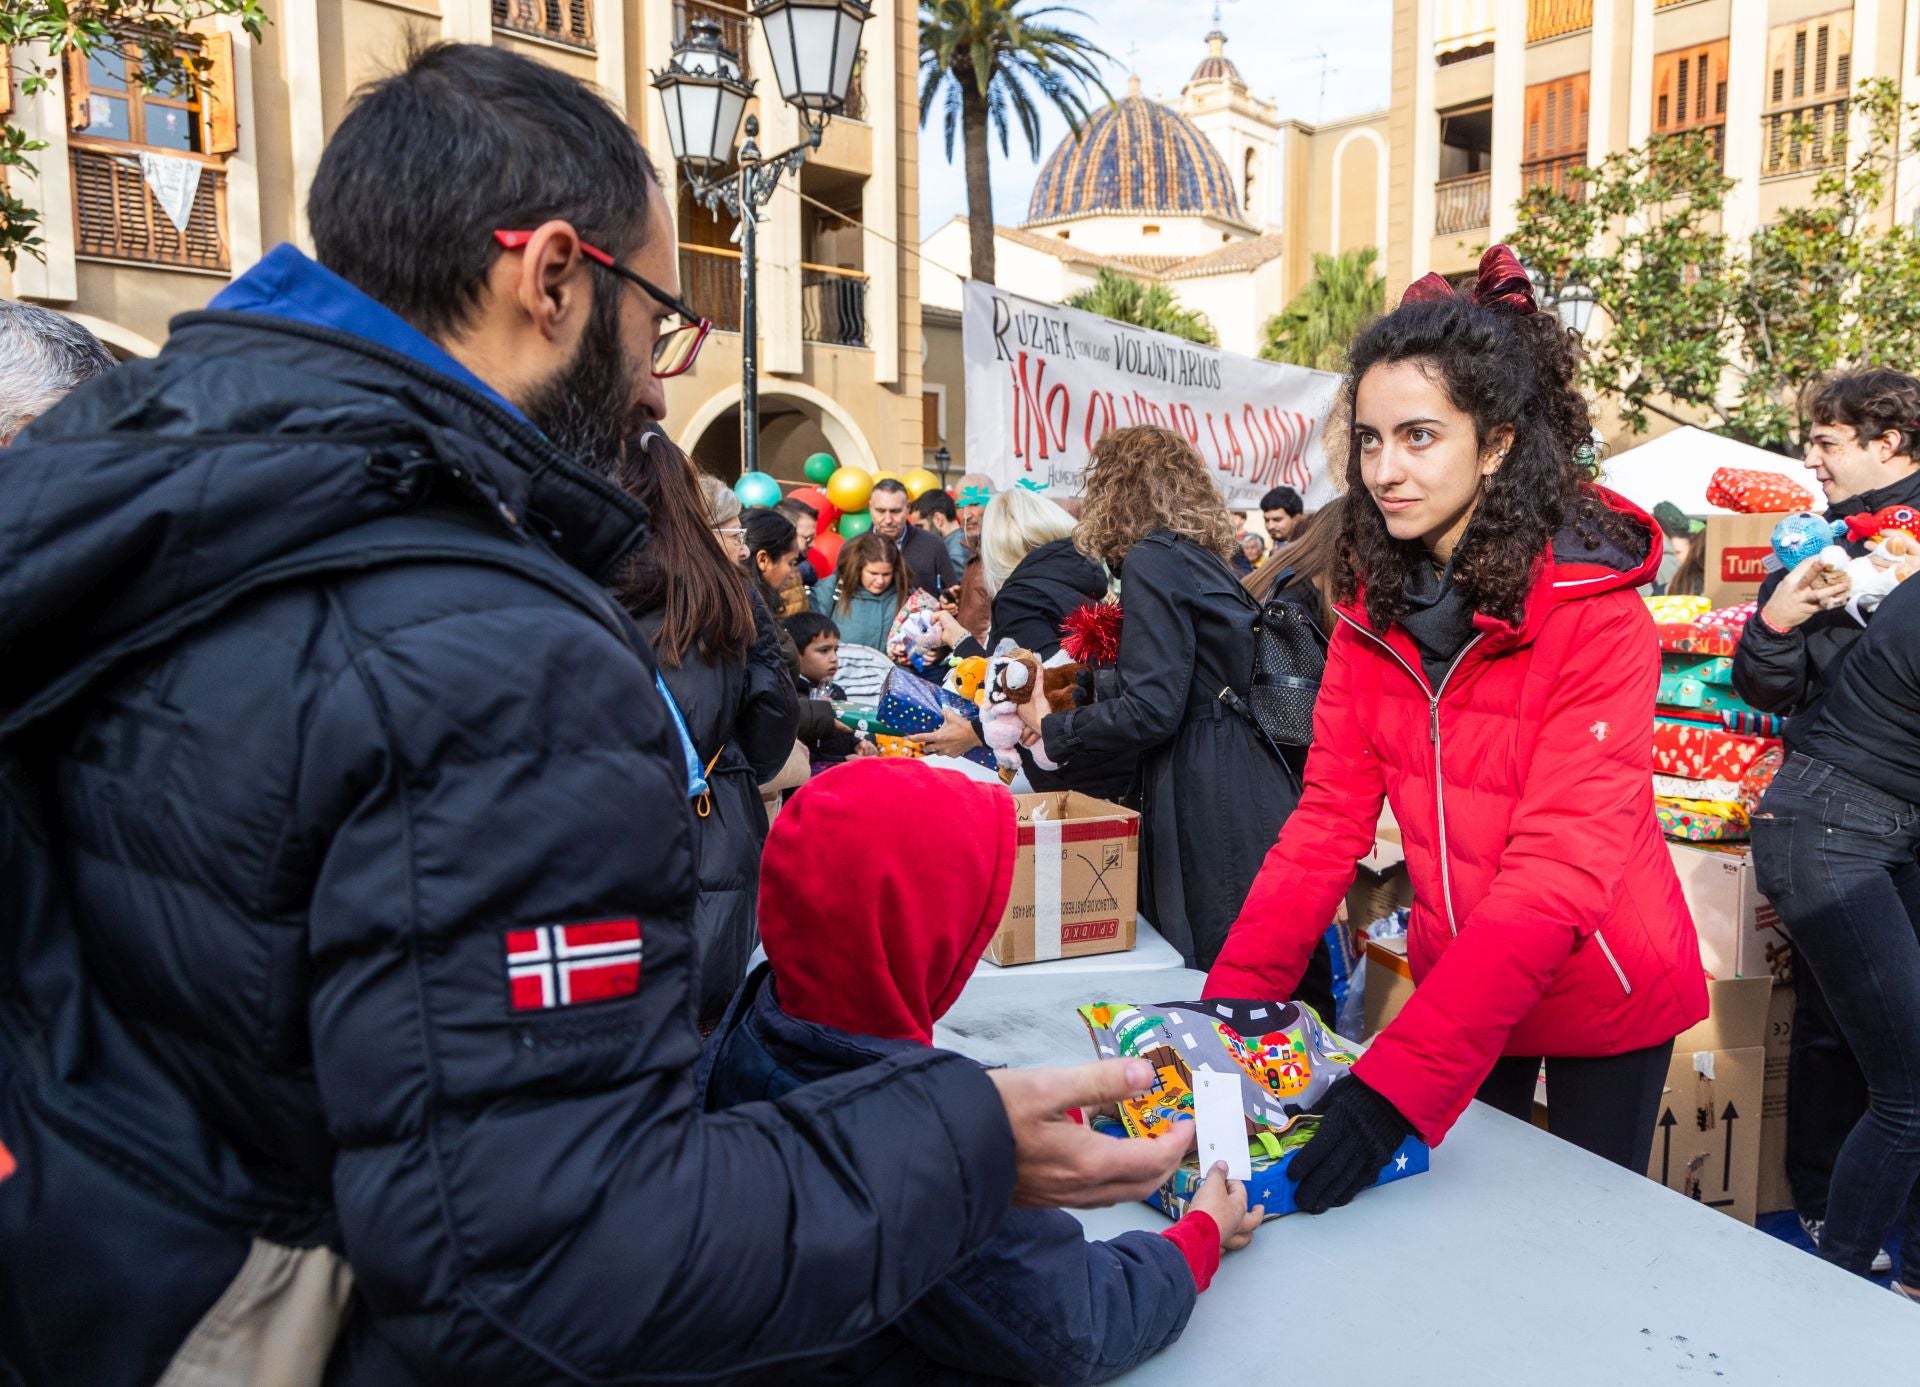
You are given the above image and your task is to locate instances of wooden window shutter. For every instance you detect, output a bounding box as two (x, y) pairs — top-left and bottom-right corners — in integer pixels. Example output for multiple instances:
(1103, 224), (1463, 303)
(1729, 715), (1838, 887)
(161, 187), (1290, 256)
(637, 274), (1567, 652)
(921, 392), (941, 449)
(1524, 75), (1587, 159)
(199, 31), (239, 155)
(1525, 84), (1544, 161)
(64, 48), (91, 132)
(1655, 41), (1728, 133)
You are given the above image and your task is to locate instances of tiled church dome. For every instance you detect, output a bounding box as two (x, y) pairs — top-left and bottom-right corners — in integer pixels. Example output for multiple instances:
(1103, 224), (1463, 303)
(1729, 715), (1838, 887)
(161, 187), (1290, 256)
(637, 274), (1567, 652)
(1025, 84), (1245, 226)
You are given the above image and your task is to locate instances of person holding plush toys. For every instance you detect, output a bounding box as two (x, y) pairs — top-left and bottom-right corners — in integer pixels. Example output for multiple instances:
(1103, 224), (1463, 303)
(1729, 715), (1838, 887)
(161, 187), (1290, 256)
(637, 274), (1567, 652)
(1203, 248), (1709, 1214)
(1734, 368), (1920, 1264)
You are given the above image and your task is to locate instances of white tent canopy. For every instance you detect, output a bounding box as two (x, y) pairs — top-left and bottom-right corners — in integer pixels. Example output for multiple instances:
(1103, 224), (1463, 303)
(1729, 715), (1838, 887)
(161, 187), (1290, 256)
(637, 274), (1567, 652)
(1599, 426), (1816, 517)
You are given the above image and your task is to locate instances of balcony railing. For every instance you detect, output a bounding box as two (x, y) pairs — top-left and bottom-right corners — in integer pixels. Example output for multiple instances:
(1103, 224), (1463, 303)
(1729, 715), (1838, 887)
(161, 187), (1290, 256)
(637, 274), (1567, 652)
(679, 243), (742, 334)
(1764, 98), (1848, 177)
(674, 0), (751, 77)
(70, 142), (228, 272)
(802, 263), (869, 347)
(493, 0), (594, 50)
(1522, 152), (1586, 199)
(1435, 172), (1491, 234)
(1527, 0), (1592, 42)
(1657, 122), (1727, 169)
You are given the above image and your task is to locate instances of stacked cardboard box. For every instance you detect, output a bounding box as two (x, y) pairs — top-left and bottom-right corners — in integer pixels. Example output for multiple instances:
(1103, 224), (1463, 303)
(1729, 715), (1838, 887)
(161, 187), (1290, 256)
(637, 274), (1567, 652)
(1645, 977), (1772, 1225)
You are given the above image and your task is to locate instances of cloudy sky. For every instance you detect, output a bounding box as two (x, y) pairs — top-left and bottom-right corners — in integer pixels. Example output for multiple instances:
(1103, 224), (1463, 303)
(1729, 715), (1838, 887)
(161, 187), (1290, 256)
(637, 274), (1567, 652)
(916, 0), (1397, 235)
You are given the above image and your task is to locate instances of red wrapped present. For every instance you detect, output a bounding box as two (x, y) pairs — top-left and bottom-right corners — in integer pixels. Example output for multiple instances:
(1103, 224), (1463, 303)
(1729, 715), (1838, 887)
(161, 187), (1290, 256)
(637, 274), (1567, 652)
(1704, 468), (1815, 515)
(1652, 719), (1780, 781)
(1656, 622), (1741, 657)
(1738, 744), (1786, 808)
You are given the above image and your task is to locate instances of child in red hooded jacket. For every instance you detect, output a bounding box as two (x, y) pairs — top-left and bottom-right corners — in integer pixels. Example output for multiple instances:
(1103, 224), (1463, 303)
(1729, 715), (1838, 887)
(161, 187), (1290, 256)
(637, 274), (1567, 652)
(699, 758), (1259, 1386)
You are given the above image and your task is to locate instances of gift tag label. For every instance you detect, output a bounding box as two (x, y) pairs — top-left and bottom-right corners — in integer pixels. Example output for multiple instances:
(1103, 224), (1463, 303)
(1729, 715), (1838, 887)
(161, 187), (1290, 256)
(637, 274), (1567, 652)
(1192, 1068), (1251, 1182)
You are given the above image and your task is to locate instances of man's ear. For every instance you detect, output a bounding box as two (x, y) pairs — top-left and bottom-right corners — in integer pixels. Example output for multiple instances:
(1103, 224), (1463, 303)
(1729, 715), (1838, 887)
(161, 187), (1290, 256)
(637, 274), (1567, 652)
(506, 220), (592, 345)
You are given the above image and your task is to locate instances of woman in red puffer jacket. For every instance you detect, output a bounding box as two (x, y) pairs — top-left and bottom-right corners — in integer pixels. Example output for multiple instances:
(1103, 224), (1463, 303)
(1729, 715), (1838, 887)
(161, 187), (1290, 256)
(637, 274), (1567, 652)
(1206, 246), (1709, 1214)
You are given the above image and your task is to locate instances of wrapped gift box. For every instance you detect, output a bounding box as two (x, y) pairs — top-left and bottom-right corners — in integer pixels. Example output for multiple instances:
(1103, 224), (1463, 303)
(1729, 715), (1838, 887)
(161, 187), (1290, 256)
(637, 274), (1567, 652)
(1661, 652), (1737, 687)
(1653, 719), (1780, 782)
(875, 667), (997, 772)
(1657, 623), (1742, 657)
(1656, 799), (1749, 842)
(1657, 673), (1763, 716)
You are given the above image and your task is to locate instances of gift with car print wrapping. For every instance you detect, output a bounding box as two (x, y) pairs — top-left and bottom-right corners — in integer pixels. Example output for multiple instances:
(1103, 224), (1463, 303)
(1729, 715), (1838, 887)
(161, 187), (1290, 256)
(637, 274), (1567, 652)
(1079, 998), (1429, 1220)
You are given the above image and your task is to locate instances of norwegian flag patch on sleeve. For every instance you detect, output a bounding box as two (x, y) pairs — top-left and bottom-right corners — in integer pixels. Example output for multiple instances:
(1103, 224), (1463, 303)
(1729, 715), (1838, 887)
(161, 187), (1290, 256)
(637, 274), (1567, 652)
(504, 919), (643, 1012)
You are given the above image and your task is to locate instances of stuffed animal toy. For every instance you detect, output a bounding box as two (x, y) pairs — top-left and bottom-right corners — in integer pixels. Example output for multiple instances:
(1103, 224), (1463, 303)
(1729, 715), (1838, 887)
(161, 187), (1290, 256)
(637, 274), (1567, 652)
(886, 590), (949, 674)
(944, 654), (989, 704)
(977, 646), (1035, 772)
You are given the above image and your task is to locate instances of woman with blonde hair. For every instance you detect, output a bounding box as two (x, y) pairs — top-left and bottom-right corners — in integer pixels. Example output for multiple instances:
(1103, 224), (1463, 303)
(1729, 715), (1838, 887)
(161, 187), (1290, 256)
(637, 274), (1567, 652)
(1016, 425), (1332, 1006)
(937, 484), (1108, 657)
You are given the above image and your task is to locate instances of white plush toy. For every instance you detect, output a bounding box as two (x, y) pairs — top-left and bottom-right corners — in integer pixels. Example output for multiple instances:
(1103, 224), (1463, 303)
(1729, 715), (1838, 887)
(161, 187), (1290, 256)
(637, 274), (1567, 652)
(980, 641), (1059, 772)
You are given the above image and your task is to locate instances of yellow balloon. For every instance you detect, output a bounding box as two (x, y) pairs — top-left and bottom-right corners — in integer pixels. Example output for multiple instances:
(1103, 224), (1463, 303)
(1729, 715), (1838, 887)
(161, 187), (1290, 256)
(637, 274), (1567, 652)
(826, 464), (874, 513)
(901, 467), (942, 501)
(872, 469), (902, 484)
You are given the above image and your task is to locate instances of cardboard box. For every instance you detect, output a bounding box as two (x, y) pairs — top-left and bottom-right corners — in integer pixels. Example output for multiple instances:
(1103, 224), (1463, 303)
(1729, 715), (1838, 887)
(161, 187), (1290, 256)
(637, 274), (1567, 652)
(982, 792), (1139, 966)
(1646, 977), (1771, 1224)
(1759, 981), (1796, 1216)
(1703, 511), (1791, 607)
(1668, 842), (1794, 981)
(1363, 934), (1414, 1040)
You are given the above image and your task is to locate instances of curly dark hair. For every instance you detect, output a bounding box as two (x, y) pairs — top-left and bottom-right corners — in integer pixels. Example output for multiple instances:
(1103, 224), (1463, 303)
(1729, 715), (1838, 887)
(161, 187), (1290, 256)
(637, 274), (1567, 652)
(1338, 295), (1640, 630)
(1802, 368), (1920, 456)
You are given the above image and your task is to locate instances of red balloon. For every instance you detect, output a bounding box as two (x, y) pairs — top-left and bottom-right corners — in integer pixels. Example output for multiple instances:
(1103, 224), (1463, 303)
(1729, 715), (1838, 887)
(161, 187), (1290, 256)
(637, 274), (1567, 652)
(808, 530), (844, 573)
(787, 484), (839, 533)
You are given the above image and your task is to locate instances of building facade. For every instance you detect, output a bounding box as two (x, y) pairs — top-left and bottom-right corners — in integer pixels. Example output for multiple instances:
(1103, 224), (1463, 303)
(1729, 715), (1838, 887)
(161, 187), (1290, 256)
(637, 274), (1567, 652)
(919, 26), (1391, 359)
(1, 0), (925, 488)
(1389, 0), (1920, 290)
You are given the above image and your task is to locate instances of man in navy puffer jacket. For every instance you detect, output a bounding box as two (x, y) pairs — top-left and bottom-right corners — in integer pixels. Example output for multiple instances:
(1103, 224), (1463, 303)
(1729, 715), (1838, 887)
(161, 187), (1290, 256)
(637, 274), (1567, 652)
(0, 43), (1185, 1386)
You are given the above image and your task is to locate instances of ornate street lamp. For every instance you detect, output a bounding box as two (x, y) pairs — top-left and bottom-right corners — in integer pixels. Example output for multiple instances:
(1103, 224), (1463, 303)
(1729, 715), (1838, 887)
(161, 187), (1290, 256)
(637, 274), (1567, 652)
(933, 444), (952, 488)
(653, 3), (872, 475)
(1553, 278), (1597, 338)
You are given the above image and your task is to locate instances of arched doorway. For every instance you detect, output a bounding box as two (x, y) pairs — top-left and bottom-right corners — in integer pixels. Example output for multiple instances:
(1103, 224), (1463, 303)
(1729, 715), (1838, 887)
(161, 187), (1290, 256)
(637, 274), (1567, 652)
(677, 383), (879, 485)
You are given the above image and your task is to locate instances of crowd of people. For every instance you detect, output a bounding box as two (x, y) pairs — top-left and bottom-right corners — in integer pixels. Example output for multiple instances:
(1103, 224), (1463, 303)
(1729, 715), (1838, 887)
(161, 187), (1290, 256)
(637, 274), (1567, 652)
(1, 38), (1917, 1387)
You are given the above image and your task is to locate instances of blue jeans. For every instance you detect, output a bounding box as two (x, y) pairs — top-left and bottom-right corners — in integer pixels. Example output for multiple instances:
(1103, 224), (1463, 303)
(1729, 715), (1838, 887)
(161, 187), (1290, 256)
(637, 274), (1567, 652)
(1752, 753), (1920, 1282)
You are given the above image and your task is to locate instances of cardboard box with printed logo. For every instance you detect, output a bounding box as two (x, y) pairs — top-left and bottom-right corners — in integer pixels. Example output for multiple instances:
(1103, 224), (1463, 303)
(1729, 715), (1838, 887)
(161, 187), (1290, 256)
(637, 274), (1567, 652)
(1668, 841), (1793, 981)
(982, 792), (1139, 966)
(1703, 512), (1791, 607)
(1645, 976), (1771, 1225)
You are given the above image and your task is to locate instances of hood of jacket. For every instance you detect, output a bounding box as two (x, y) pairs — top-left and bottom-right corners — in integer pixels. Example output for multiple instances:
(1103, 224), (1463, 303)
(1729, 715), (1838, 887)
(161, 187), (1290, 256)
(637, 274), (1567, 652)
(757, 758), (1017, 1044)
(999, 537), (1108, 613)
(1339, 484), (1658, 664)
(0, 245), (647, 734)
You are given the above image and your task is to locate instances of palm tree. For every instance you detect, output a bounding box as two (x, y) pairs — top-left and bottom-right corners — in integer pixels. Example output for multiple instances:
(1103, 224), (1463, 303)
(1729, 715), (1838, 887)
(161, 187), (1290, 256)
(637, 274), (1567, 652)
(1065, 269), (1218, 345)
(919, 0), (1110, 286)
(1259, 247), (1387, 371)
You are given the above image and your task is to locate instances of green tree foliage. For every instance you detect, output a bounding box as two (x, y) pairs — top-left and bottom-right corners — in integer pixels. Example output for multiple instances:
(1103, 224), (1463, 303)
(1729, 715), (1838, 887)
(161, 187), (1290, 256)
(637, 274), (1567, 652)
(1, 1), (268, 268)
(918, 0), (1109, 285)
(1064, 267), (1218, 345)
(1514, 78), (1920, 447)
(1258, 246), (1386, 370)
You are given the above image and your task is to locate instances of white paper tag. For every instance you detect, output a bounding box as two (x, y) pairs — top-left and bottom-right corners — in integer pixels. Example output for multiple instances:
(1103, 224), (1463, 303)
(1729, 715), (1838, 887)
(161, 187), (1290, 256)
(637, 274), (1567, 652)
(1030, 800), (1063, 960)
(1693, 1050), (1716, 1081)
(1191, 1069), (1251, 1182)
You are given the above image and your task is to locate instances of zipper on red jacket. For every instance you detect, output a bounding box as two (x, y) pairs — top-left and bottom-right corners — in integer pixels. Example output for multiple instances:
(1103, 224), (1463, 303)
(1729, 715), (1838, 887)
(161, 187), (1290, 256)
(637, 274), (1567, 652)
(1335, 613), (1484, 937)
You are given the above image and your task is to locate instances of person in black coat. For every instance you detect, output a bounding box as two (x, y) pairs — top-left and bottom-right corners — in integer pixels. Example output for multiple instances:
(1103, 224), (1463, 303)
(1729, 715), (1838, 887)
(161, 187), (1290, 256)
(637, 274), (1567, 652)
(0, 46), (1185, 1385)
(1731, 368), (1920, 1252)
(618, 440), (799, 1029)
(1017, 426), (1333, 1007)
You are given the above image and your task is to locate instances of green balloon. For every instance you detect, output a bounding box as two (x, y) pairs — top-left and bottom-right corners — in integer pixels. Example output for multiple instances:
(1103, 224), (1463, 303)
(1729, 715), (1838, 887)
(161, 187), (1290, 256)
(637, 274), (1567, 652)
(803, 452), (837, 483)
(837, 509), (873, 539)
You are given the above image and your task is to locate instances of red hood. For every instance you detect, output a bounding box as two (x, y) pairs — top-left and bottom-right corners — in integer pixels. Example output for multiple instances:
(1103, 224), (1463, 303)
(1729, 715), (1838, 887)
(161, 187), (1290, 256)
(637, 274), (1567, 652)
(1339, 484), (1659, 646)
(758, 759), (1018, 1045)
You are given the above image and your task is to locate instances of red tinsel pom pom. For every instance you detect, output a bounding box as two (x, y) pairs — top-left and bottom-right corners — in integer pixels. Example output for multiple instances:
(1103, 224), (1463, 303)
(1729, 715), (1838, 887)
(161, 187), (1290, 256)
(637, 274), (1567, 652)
(1060, 601), (1123, 667)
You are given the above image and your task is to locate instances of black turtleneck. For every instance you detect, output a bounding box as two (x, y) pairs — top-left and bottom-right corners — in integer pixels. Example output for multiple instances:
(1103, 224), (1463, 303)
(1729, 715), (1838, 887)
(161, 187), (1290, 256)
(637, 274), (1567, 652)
(1400, 556), (1478, 690)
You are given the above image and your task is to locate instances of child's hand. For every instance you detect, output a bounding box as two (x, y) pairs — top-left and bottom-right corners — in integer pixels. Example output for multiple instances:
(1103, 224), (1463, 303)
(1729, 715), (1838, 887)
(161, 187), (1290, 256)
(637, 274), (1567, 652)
(853, 738), (879, 758)
(1188, 1162), (1262, 1252)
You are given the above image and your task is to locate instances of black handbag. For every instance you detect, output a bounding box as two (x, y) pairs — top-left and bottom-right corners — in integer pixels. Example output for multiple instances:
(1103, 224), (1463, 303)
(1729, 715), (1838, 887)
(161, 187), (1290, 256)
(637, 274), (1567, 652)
(1218, 569), (1328, 789)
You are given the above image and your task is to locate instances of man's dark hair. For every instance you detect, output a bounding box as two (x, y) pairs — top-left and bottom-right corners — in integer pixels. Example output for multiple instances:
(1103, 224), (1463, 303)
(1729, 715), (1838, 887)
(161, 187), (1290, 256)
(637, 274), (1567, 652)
(1260, 485), (1304, 516)
(870, 478), (910, 499)
(912, 489), (958, 524)
(776, 496), (818, 522)
(786, 610), (839, 650)
(309, 41), (658, 338)
(1803, 368), (1920, 456)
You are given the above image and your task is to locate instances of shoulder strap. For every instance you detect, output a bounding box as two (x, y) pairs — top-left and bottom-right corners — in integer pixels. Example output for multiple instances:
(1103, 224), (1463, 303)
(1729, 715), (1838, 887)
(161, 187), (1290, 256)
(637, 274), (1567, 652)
(0, 506), (645, 748)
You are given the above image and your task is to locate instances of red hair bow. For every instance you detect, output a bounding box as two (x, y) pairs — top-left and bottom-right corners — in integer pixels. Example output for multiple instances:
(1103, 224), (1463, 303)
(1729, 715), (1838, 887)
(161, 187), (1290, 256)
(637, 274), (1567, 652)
(1401, 244), (1538, 316)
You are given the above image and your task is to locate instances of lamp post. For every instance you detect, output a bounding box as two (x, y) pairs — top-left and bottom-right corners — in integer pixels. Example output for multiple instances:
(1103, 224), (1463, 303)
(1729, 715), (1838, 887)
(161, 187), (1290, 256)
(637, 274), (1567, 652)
(652, 1), (873, 476)
(1519, 257), (1598, 341)
(933, 444), (952, 488)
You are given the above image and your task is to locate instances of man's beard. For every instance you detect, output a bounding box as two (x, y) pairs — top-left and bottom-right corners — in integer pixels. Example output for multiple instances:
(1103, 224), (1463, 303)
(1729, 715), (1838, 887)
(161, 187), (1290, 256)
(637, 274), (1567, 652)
(524, 285), (638, 481)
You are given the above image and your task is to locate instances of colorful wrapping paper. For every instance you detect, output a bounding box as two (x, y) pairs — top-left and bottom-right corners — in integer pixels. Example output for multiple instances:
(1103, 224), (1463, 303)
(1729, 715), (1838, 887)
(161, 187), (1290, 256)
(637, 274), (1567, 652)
(1080, 997), (1428, 1221)
(1657, 673), (1764, 716)
(1704, 468), (1815, 514)
(1656, 797), (1750, 842)
(1652, 719), (1780, 781)
(1657, 623), (1742, 657)
(1644, 594), (1713, 624)
(1662, 652), (1737, 687)
(875, 666), (998, 771)
(1653, 774), (1746, 802)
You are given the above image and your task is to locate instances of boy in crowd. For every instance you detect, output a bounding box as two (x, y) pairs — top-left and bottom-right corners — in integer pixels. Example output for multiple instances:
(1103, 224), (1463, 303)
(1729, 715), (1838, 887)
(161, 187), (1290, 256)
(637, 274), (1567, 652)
(1260, 485), (1304, 546)
(701, 759), (1259, 1385)
(913, 487), (970, 576)
(787, 611), (867, 771)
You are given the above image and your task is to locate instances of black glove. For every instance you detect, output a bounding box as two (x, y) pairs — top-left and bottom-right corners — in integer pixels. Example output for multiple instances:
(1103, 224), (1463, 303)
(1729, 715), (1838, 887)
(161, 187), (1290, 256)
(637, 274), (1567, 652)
(1287, 1076), (1415, 1215)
